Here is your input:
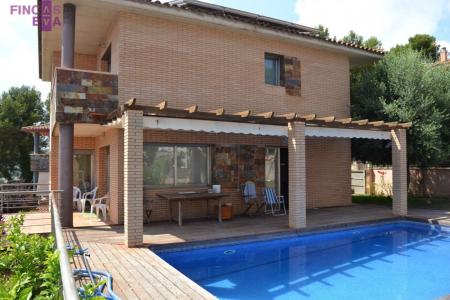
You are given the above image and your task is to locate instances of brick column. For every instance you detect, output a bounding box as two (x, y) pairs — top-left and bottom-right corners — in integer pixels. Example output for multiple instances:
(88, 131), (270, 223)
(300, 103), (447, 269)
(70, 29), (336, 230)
(288, 122), (307, 229)
(110, 129), (124, 224)
(392, 129), (408, 216)
(123, 110), (143, 247)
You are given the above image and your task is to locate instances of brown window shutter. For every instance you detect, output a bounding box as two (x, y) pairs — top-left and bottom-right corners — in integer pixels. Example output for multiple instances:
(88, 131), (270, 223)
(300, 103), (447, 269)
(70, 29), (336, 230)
(283, 56), (301, 96)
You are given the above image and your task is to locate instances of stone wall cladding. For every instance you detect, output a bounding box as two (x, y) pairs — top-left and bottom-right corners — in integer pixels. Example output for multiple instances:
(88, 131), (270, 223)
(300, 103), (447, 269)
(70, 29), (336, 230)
(54, 68), (118, 124)
(117, 12), (350, 117)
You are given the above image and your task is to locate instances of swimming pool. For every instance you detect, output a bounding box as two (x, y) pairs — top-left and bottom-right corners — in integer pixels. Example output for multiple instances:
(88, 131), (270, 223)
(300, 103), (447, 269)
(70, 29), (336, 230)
(157, 221), (450, 300)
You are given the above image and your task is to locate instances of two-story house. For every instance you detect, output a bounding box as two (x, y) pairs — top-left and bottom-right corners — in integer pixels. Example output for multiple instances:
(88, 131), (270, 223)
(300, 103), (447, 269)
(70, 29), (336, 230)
(40, 0), (410, 247)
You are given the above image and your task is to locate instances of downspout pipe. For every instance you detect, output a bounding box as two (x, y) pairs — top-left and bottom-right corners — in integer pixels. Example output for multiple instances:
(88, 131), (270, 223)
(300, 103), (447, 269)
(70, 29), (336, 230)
(58, 3), (76, 227)
(61, 4), (76, 68)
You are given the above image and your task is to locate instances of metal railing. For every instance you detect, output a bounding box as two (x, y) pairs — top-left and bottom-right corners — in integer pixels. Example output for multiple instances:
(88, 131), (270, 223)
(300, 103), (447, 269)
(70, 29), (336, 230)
(50, 191), (80, 300)
(0, 187), (78, 299)
(1, 185), (118, 299)
(0, 183), (50, 190)
(0, 184), (51, 213)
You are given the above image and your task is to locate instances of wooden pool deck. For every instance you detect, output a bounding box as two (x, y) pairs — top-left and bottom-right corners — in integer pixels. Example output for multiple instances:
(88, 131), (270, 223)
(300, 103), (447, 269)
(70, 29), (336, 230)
(10, 204), (450, 300)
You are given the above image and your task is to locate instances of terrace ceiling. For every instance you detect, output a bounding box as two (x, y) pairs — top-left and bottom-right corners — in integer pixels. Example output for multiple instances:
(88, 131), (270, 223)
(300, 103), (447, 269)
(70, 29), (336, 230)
(40, 0), (119, 81)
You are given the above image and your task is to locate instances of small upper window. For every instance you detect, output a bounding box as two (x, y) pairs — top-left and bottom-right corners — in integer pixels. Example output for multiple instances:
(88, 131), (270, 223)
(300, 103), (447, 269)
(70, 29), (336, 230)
(101, 45), (112, 72)
(265, 53), (283, 86)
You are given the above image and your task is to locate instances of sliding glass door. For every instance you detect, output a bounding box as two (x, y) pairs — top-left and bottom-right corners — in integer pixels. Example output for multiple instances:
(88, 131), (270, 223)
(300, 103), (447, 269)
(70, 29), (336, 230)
(73, 151), (94, 193)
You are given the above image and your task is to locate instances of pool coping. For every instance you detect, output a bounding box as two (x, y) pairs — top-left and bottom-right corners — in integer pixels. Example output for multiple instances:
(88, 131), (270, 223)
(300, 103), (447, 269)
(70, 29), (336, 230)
(151, 216), (437, 253)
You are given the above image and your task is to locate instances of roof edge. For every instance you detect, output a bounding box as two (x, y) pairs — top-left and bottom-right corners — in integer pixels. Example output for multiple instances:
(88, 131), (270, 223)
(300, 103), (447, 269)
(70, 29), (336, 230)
(169, 0), (320, 35)
(119, 0), (384, 56)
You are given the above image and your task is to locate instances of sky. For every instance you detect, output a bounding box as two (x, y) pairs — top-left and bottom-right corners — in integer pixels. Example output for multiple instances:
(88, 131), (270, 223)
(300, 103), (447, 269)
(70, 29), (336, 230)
(1, 0), (449, 101)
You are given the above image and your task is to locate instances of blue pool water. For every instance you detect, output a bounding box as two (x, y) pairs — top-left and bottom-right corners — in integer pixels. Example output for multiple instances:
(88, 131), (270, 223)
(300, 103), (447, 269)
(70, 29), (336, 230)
(157, 221), (450, 300)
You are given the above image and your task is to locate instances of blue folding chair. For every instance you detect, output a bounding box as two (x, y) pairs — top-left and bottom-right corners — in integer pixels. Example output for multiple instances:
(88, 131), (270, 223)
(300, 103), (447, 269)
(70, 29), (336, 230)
(262, 187), (286, 216)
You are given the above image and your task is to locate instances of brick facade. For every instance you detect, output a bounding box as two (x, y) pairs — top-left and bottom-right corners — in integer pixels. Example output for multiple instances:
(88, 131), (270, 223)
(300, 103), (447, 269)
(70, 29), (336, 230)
(95, 128), (124, 224)
(110, 12), (352, 222)
(116, 12), (350, 117)
(49, 9), (357, 231)
(52, 51), (98, 72)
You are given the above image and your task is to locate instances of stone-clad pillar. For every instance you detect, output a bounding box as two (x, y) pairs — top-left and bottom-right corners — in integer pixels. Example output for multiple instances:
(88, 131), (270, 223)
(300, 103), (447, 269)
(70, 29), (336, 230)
(392, 129), (408, 216)
(288, 122), (307, 229)
(123, 110), (143, 247)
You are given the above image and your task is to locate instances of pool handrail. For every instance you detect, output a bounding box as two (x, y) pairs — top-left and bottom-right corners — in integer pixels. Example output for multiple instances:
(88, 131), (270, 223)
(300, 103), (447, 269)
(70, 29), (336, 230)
(50, 190), (80, 300)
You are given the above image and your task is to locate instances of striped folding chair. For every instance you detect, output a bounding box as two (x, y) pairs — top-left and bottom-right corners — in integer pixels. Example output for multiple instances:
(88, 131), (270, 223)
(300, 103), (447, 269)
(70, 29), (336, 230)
(263, 187), (287, 216)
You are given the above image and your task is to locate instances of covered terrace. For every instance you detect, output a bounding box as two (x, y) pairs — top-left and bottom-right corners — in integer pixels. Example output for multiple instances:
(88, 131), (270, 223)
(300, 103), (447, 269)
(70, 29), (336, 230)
(100, 99), (411, 247)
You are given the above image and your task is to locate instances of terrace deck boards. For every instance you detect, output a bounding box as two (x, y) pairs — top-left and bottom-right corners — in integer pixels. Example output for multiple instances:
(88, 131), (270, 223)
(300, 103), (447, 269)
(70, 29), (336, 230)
(10, 205), (450, 299)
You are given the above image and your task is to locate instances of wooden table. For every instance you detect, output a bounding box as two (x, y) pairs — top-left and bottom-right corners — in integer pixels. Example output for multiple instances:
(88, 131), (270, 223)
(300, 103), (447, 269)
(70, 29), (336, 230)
(157, 192), (229, 226)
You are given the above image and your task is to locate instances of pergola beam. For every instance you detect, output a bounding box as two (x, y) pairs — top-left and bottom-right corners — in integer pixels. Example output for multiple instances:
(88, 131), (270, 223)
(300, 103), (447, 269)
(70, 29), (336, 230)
(209, 108), (225, 116)
(352, 119), (369, 125)
(300, 114), (316, 121)
(316, 116), (336, 122)
(336, 118), (352, 124)
(399, 122), (412, 128)
(278, 113), (297, 120)
(156, 101), (168, 110)
(119, 102), (412, 131)
(386, 121), (399, 127)
(369, 121), (384, 126)
(233, 110), (251, 118)
(185, 105), (198, 114)
(256, 111), (275, 119)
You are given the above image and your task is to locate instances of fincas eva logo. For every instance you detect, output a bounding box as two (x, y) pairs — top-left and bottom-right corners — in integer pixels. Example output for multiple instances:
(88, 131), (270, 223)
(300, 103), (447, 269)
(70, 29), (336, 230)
(10, 0), (62, 32)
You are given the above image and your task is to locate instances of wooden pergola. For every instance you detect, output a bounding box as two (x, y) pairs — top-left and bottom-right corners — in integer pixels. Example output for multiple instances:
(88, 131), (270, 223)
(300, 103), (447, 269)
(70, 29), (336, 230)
(108, 98), (412, 132)
(114, 99), (411, 247)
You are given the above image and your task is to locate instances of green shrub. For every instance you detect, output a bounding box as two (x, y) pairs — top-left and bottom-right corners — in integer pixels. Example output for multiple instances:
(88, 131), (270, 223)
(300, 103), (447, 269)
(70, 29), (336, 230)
(0, 214), (62, 299)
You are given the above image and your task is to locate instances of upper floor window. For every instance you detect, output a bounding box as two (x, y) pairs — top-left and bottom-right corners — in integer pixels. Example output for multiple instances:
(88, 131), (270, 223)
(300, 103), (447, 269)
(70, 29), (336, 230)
(101, 45), (112, 72)
(265, 53), (283, 86)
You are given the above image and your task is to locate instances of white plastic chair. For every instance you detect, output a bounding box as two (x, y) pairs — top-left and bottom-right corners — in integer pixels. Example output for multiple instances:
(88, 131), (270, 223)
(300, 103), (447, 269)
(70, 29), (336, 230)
(80, 187), (98, 213)
(73, 187), (82, 211)
(91, 194), (109, 220)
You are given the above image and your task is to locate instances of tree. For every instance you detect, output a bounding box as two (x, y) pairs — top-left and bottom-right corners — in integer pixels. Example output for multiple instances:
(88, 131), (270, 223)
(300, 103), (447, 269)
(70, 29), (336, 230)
(351, 48), (450, 167)
(408, 34), (439, 61)
(364, 36), (382, 49)
(316, 24), (330, 39)
(0, 86), (47, 181)
(342, 30), (364, 46)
